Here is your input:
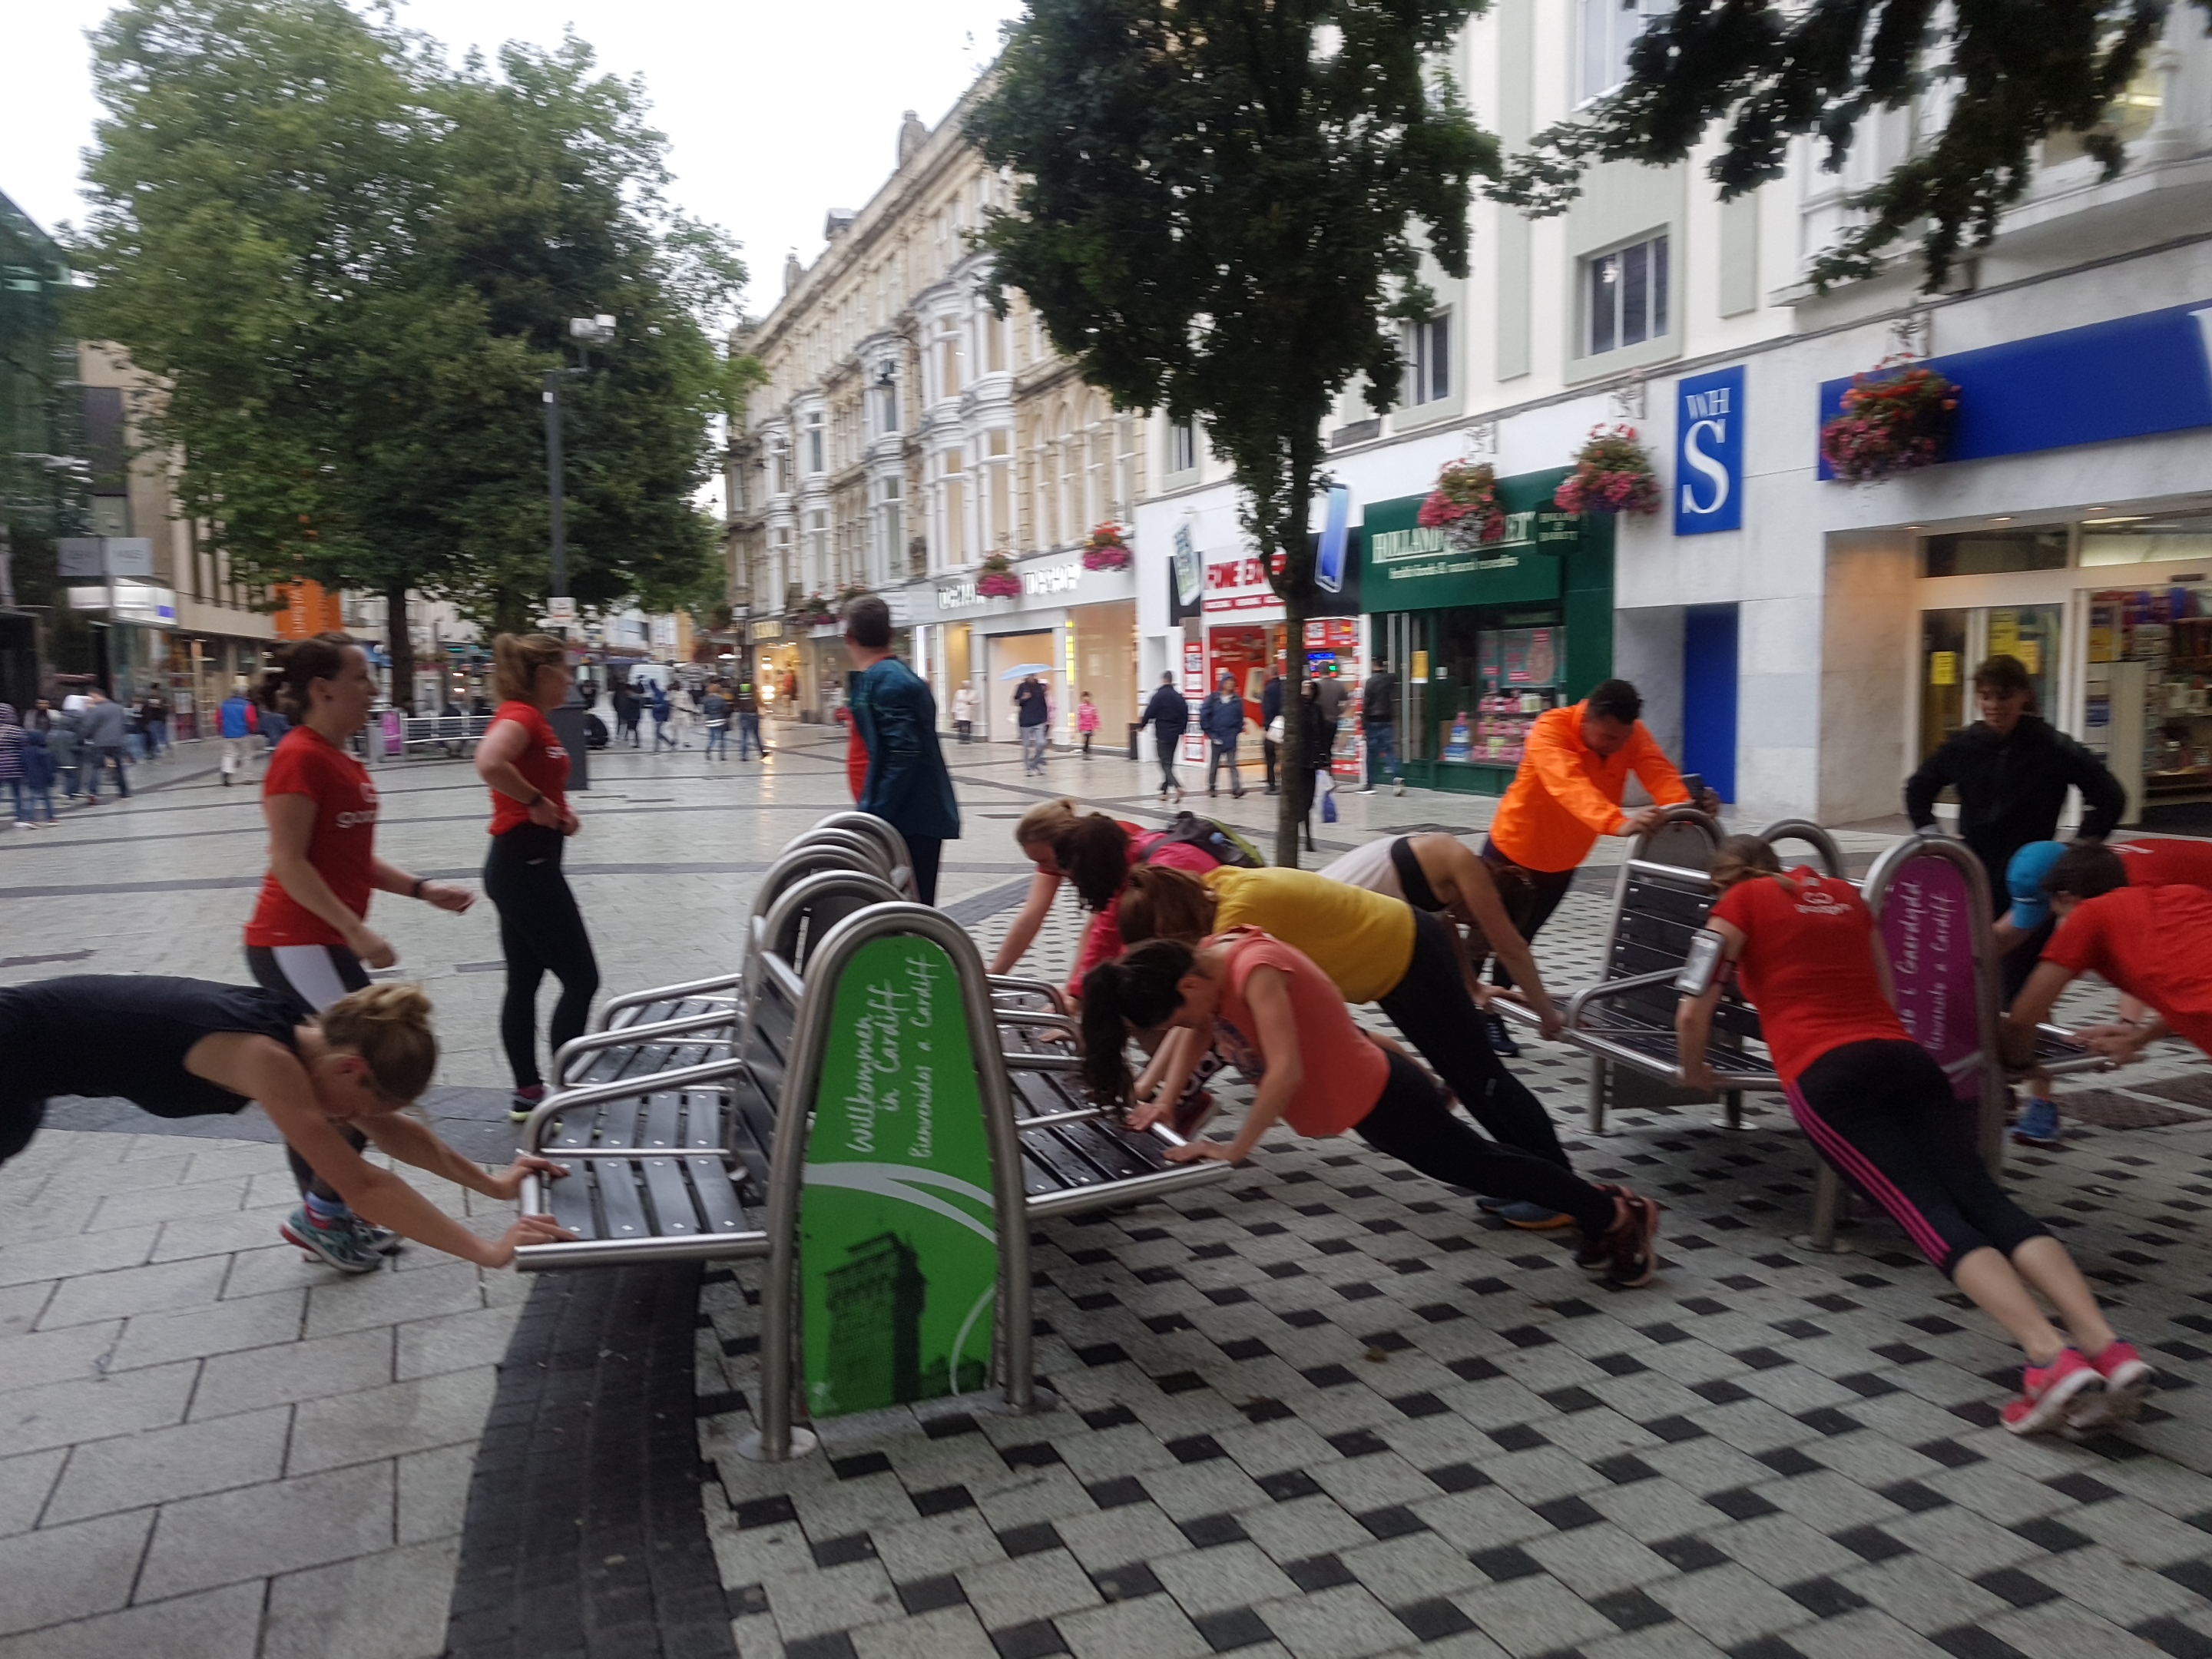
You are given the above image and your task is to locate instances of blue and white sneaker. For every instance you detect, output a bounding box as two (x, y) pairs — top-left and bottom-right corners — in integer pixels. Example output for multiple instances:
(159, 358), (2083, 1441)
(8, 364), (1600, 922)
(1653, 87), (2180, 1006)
(280, 1206), (383, 1273)
(2012, 1096), (2063, 1147)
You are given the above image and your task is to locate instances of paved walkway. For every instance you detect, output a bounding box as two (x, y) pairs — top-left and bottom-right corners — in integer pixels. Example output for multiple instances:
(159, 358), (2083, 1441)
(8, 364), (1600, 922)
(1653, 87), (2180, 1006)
(3, 727), (2211, 1658)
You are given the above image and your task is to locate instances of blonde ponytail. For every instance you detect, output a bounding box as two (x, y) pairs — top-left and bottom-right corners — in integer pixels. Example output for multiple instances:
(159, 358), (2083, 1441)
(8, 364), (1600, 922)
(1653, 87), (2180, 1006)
(1709, 833), (1783, 892)
(320, 982), (439, 1103)
(492, 633), (567, 704)
(1014, 798), (1081, 853)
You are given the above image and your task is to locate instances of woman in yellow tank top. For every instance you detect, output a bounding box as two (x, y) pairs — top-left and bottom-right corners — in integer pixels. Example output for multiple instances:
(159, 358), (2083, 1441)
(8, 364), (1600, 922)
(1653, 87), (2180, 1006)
(1120, 864), (1599, 1231)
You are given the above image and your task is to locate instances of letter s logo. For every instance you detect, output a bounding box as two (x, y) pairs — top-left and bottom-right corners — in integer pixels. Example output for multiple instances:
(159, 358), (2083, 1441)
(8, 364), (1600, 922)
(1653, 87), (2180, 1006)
(1681, 419), (1730, 516)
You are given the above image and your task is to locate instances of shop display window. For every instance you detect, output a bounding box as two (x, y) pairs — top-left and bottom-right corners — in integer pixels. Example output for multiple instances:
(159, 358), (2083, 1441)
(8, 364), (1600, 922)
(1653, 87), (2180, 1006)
(1430, 609), (1565, 766)
(2081, 511), (2212, 567)
(2088, 586), (2212, 810)
(1916, 604), (2062, 760)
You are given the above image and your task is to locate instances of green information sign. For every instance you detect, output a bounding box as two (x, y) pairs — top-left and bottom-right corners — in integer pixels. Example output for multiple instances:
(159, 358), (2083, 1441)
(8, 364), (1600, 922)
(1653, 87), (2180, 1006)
(800, 935), (1000, 1417)
(1360, 466), (1579, 611)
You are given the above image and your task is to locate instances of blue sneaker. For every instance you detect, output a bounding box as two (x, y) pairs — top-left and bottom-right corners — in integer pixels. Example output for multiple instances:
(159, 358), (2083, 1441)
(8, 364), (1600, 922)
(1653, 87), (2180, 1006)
(280, 1206), (382, 1273)
(1498, 1202), (1575, 1230)
(2012, 1096), (2062, 1147)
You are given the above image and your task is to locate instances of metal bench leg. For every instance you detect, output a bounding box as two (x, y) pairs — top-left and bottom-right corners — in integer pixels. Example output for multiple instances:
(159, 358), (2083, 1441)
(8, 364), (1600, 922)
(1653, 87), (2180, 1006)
(1716, 1089), (1747, 1131)
(1808, 1162), (1843, 1251)
(1586, 1057), (1608, 1135)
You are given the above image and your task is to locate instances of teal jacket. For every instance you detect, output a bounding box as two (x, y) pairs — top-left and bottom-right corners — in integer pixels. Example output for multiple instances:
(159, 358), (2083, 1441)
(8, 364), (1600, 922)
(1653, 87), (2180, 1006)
(850, 657), (959, 842)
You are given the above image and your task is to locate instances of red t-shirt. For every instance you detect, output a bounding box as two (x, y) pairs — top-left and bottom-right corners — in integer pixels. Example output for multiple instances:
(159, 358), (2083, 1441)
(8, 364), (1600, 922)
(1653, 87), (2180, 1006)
(1207, 929), (1389, 1138)
(2112, 838), (2212, 892)
(244, 727), (380, 949)
(487, 701), (570, 836)
(2043, 883), (2212, 1057)
(1710, 869), (1911, 1084)
(1068, 825), (1223, 994)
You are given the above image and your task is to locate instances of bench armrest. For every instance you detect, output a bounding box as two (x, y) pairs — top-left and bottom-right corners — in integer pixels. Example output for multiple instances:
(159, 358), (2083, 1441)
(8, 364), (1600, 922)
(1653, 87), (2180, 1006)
(554, 1009), (737, 1083)
(1564, 968), (1683, 1029)
(594, 972), (745, 1031)
(522, 1055), (753, 1149)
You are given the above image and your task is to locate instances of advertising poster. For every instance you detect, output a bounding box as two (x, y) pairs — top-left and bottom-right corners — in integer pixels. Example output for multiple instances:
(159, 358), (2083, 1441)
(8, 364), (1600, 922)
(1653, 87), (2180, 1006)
(800, 935), (1000, 1417)
(1442, 712), (1474, 763)
(1879, 853), (1982, 1104)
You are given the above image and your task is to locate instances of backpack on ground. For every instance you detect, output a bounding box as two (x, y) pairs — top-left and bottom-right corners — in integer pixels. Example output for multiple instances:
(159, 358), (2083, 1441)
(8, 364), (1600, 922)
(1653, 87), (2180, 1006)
(1142, 810), (1267, 869)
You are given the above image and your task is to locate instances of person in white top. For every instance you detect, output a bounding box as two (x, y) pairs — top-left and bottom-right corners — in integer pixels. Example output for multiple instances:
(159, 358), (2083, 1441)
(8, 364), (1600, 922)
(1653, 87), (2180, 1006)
(952, 681), (978, 744)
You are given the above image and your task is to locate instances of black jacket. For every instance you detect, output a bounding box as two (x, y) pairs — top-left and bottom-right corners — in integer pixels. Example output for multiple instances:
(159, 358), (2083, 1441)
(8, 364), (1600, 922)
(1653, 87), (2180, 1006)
(1904, 715), (2126, 889)
(1362, 671), (1397, 724)
(1260, 675), (1283, 727)
(1138, 684), (1189, 736)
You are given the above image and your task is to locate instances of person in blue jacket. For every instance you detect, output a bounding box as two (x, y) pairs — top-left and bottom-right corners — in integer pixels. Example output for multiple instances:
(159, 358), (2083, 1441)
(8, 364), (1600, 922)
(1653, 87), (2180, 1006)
(219, 678), (259, 786)
(843, 595), (959, 906)
(1198, 671), (1247, 800)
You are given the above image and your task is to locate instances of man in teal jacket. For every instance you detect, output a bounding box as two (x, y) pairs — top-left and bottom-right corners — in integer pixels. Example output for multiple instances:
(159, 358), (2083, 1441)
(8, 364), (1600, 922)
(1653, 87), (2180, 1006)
(844, 595), (959, 905)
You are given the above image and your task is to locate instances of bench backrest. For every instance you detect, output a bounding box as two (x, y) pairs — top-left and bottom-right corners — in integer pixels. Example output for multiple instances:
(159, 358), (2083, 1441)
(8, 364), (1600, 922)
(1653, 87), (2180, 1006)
(804, 811), (914, 894)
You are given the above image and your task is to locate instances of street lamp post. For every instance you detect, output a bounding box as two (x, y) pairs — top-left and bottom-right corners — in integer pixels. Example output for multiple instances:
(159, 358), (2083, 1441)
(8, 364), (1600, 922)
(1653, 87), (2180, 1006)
(545, 314), (614, 790)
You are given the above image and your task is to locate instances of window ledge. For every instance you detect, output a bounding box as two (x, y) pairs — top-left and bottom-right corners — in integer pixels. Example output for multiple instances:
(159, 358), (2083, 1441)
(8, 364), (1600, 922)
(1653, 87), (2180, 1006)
(1564, 333), (1681, 386)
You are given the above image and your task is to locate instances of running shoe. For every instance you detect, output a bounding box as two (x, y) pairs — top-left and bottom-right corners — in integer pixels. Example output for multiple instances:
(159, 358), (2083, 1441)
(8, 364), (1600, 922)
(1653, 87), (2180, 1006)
(1576, 1187), (1661, 1286)
(2012, 1097), (2063, 1147)
(2071, 1339), (2155, 1429)
(1484, 1013), (1520, 1058)
(509, 1084), (547, 1124)
(1499, 1203), (1574, 1231)
(280, 1206), (382, 1273)
(352, 1217), (403, 1256)
(2001, 1348), (2102, 1435)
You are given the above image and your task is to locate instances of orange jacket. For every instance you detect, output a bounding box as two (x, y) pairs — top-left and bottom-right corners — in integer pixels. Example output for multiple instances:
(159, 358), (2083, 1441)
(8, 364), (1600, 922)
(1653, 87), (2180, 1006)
(1488, 701), (1690, 873)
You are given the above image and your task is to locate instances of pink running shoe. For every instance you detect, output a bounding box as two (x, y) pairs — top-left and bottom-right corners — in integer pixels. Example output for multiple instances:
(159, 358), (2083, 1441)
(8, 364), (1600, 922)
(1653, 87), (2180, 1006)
(2069, 1340), (2155, 1429)
(2001, 1349), (2103, 1435)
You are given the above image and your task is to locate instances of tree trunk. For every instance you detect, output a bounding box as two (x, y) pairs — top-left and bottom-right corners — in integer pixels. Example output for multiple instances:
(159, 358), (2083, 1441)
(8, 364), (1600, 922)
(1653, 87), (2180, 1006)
(384, 580), (414, 714)
(1274, 581), (1307, 867)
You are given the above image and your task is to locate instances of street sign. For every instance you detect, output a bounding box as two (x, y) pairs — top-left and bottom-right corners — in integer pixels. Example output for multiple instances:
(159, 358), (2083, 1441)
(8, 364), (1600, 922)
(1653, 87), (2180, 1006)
(800, 934), (1000, 1417)
(546, 597), (578, 624)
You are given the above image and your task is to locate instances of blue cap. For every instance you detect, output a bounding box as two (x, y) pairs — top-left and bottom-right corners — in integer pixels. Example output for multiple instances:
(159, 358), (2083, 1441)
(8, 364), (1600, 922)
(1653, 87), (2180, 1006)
(2005, 840), (2068, 932)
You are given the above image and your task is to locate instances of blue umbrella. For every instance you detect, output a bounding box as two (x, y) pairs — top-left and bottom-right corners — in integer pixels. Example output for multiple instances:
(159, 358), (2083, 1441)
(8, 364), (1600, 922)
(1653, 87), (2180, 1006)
(998, 663), (1055, 680)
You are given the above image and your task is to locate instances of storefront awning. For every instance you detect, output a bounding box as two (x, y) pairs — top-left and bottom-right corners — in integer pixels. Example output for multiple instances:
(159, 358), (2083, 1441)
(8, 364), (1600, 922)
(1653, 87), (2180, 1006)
(1361, 467), (1583, 611)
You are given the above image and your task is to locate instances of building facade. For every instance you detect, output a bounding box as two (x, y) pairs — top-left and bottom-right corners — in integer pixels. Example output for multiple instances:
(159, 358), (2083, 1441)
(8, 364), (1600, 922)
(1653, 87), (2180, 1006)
(727, 100), (1145, 742)
(1134, 0), (2212, 830)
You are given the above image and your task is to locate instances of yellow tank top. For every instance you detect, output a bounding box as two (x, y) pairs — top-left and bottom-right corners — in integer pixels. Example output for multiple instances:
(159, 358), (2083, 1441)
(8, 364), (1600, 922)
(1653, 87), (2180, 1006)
(1204, 866), (1416, 1004)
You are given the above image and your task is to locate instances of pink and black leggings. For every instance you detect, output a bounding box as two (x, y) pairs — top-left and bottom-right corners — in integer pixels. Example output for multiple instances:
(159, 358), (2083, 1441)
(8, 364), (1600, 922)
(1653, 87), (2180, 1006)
(1787, 1038), (2046, 1276)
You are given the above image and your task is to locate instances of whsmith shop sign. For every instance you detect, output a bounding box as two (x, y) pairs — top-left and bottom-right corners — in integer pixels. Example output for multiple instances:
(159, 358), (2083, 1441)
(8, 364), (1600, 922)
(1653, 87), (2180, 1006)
(1359, 467), (1584, 611)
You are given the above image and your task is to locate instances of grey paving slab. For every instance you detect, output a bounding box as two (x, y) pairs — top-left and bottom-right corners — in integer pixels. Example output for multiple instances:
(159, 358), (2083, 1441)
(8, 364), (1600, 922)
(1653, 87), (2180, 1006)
(260, 1535), (461, 1659)
(0, 1508), (155, 1637)
(283, 1366), (496, 1476)
(0, 1581), (265, 1659)
(45, 1402), (292, 1523)
(136, 1459), (396, 1600)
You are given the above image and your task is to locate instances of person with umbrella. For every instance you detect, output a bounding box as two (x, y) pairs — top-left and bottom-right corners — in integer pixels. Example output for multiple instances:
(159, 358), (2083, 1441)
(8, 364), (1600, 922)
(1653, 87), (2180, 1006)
(1012, 668), (1051, 774)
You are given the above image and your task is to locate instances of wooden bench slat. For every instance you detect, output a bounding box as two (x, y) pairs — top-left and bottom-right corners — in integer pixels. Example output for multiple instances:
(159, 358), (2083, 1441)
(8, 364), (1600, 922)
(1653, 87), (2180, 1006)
(594, 1157), (654, 1242)
(639, 1155), (700, 1235)
(687, 1157), (750, 1233)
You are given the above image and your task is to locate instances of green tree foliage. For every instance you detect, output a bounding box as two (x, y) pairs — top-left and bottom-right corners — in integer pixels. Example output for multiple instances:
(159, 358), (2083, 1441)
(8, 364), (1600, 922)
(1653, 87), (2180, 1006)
(970, 0), (1490, 863)
(1492, 0), (2207, 290)
(70, 0), (747, 689)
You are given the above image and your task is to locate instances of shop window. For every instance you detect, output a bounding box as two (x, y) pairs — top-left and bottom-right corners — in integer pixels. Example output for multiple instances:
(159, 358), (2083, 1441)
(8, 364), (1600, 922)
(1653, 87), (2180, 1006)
(1402, 311), (1452, 406)
(2088, 586), (2212, 816)
(1169, 419), (1198, 474)
(1583, 234), (1667, 357)
(804, 411), (825, 476)
(2045, 58), (2163, 167)
(1922, 526), (2068, 577)
(2081, 511), (2212, 567)
(1578, 0), (1668, 104)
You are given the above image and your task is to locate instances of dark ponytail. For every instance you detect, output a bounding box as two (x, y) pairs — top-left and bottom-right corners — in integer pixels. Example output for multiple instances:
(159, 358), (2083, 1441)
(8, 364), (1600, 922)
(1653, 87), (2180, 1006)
(1056, 813), (1137, 912)
(269, 631), (356, 720)
(1079, 939), (1195, 1105)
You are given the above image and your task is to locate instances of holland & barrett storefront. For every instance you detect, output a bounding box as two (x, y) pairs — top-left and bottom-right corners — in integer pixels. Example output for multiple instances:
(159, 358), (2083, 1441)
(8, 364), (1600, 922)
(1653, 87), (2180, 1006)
(1362, 467), (1616, 796)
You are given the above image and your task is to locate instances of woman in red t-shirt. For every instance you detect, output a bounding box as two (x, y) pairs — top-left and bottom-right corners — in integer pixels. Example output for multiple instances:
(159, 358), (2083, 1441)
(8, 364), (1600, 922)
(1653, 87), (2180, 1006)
(1681, 834), (2150, 1434)
(1079, 933), (1661, 1287)
(474, 634), (598, 1122)
(243, 632), (476, 1273)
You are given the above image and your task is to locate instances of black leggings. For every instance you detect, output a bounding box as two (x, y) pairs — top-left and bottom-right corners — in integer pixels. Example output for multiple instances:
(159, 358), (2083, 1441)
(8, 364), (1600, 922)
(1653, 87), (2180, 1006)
(247, 942), (370, 1204)
(1154, 731), (1181, 790)
(1479, 839), (1575, 988)
(1355, 1051), (1616, 1234)
(484, 826), (601, 1091)
(1376, 909), (1571, 1169)
(1790, 1039), (2047, 1275)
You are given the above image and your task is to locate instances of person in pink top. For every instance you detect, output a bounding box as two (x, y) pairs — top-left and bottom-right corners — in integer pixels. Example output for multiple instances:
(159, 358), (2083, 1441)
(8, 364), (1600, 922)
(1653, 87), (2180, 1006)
(1078, 931), (1661, 1287)
(1077, 691), (1101, 758)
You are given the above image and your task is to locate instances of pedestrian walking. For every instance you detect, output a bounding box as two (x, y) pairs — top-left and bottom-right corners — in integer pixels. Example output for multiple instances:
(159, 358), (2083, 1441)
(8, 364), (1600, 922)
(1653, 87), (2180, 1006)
(1477, 679), (1714, 1053)
(611, 680), (641, 747)
(475, 634), (599, 1123)
(1200, 673), (1247, 798)
(1685, 834), (2152, 1432)
(1015, 673), (1051, 774)
(1260, 665), (1284, 794)
(1313, 666), (1348, 760)
(1137, 671), (1190, 803)
(703, 684), (732, 760)
(734, 675), (765, 759)
(142, 686), (169, 755)
(0, 703), (25, 828)
(46, 707), (80, 800)
(79, 688), (131, 803)
(1077, 691), (1101, 757)
(1083, 934), (1662, 1286)
(648, 680), (675, 750)
(1297, 680), (1333, 853)
(845, 594), (959, 906)
(0, 976), (575, 1269)
(15, 723), (56, 828)
(1906, 653), (2124, 998)
(1358, 656), (1401, 794)
(243, 632), (477, 1271)
(952, 680), (977, 743)
(219, 677), (260, 785)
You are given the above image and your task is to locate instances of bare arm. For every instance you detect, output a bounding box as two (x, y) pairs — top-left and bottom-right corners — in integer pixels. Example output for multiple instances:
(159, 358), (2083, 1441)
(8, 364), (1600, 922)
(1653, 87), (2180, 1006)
(369, 856), (474, 914)
(1674, 916), (1746, 1091)
(988, 869), (1062, 975)
(188, 1034), (571, 1267)
(2002, 960), (2077, 1066)
(1129, 1025), (1205, 1131)
(1430, 839), (1561, 1038)
(263, 793), (392, 968)
(357, 1111), (568, 1203)
(473, 718), (565, 830)
(1167, 966), (1299, 1163)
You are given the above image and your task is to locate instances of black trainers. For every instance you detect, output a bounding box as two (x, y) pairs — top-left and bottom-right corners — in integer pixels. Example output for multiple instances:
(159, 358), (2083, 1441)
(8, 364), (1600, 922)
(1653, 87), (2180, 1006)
(509, 1085), (548, 1124)
(1484, 1012), (1520, 1057)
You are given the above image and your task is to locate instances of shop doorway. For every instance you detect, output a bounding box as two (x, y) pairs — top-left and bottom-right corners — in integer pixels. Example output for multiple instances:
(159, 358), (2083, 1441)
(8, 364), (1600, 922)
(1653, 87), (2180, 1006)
(1682, 604), (1739, 803)
(1917, 604), (2063, 760)
(986, 630), (1059, 745)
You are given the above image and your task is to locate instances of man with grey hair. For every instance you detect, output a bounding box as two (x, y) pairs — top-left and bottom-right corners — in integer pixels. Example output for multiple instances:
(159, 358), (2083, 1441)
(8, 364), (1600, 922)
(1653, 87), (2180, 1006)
(844, 594), (959, 905)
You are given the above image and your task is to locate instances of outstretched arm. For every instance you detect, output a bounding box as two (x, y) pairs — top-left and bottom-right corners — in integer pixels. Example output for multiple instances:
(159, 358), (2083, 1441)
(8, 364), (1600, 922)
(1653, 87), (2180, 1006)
(989, 869), (1063, 975)
(1432, 839), (1561, 1038)
(1674, 917), (1746, 1092)
(1166, 967), (1300, 1164)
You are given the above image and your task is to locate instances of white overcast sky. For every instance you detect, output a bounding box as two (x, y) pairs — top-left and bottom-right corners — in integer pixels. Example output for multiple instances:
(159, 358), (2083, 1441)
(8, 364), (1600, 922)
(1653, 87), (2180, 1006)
(2, 0), (1029, 316)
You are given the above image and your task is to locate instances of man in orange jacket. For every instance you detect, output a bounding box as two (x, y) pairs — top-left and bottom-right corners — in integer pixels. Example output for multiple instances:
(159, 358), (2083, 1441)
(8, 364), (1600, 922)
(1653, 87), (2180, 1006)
(1479, 678), (1717, 1052)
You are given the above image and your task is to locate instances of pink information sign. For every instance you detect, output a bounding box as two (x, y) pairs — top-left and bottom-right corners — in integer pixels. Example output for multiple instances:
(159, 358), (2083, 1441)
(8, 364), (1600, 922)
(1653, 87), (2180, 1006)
(1878, 852), (1983, 1103)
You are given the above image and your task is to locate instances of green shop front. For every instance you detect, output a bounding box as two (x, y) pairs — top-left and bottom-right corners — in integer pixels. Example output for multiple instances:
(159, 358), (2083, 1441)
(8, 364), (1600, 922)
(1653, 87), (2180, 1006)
(1363, 467), (1614, 796)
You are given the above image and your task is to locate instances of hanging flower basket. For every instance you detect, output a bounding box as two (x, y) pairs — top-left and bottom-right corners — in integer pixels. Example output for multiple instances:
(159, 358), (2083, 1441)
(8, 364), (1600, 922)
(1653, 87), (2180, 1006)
(1418, 461), (1508, 550)
(790, 592), (834, 628)
(1554, 425), (1661, 516)
(1821, 359), (1960, 483)
(975, 553), (1022, 599)
(1082, 522), (1133, 571)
